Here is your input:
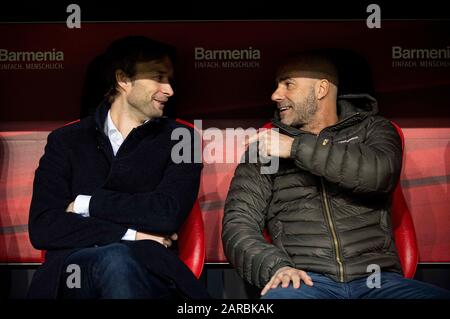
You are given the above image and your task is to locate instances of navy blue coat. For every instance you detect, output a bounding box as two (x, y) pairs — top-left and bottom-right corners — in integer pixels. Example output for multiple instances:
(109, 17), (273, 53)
(27, 103), (207, 298)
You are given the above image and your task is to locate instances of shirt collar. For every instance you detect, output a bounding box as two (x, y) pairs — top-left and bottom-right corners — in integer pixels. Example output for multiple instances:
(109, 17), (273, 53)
(104, 110), (121, 138)
(103, 110), (167, 139)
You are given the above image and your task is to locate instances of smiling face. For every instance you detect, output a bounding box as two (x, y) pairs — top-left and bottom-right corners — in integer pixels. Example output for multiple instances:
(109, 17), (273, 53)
(125, 55), (174, 121)
(271, 73), (318, 128)
(271, 53), (340, 128)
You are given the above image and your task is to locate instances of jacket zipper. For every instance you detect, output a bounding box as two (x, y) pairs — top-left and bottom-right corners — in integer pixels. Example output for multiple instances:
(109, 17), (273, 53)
(273, 112), (359, 282)
(320, 177), (345, 282)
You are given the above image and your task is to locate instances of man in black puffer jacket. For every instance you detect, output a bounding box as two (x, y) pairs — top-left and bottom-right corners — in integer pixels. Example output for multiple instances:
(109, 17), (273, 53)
(222, 51), (450, 299)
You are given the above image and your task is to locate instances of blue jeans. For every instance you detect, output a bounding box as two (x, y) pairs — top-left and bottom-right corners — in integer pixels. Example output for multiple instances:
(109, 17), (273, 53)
(261, 272), (450, 299)
(59, 243), (172, 299)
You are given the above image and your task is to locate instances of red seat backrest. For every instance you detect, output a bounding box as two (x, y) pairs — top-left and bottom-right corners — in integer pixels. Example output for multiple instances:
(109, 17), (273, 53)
(174, 118), (205, 278)
(389, 121), (419, 278)
(178, 200), (205, 279)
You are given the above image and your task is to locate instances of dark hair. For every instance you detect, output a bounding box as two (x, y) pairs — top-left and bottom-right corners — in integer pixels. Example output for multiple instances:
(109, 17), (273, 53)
(103, 36), (176, 103)
(277, 49), (340, 86)
(277, 48), (377, 96)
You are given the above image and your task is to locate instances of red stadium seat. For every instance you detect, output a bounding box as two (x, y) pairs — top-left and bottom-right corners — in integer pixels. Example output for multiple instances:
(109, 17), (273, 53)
(261, 121), (419, 278)
(175, 118), (206, 278)
(390, 121), (419, 278)
(178, 200), (205, 279)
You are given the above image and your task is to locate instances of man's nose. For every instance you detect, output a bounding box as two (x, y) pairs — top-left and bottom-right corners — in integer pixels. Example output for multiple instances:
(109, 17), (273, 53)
(271, 87), (284, 102)
(161, 83), (174, 97)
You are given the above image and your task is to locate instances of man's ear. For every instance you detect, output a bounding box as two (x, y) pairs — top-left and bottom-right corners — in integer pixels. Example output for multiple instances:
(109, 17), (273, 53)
(316, 79), (330, 100)
(115, 69), (130, 92)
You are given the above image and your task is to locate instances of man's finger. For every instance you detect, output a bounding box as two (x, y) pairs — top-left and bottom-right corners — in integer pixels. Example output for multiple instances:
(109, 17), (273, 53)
(281, 273), (291, 288)
(170, 233), (178, 241)
(245, 130), (268, 146)
(245, 133), (259, 145)
(163, 238), (172, 247)
(65, 201), (74, 213)
(300, 272), (314, 286)
(292, 272), (301, 289)
(258, 139), (265, 153)
(271, 276), (282, 289)
(260, 279), (274, 296)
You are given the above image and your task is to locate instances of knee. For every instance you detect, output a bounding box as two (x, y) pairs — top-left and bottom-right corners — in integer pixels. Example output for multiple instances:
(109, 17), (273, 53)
(93, 244), (143, 277)
(261, 286), (297, 299)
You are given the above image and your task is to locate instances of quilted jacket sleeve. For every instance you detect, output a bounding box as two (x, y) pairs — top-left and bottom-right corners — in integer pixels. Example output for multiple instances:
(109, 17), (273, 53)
(290, 117), (402, 194)
(222, 159), (295, 288)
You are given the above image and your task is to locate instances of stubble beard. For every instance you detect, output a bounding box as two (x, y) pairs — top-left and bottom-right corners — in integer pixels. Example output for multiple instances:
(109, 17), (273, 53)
(291, 88), (318, 129)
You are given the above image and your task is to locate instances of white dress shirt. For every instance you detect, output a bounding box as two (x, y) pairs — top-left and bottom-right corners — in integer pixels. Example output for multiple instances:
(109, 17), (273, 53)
(73, 110), (136, 240)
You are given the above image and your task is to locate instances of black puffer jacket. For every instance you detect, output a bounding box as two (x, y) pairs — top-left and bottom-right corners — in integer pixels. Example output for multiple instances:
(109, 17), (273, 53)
(222, 94), (403, 288)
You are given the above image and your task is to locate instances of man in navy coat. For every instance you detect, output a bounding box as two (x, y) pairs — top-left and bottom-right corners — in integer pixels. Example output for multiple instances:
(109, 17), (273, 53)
(27, 36), (208, 299)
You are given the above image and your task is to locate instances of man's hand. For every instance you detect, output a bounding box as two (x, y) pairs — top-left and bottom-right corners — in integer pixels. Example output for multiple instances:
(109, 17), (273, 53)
(65, 198), (178, 248)
(136, 232), (178, 248)
(65, 201), (75, 213)
(245, 129), (294, 158)
(260, 266), (313, 296)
